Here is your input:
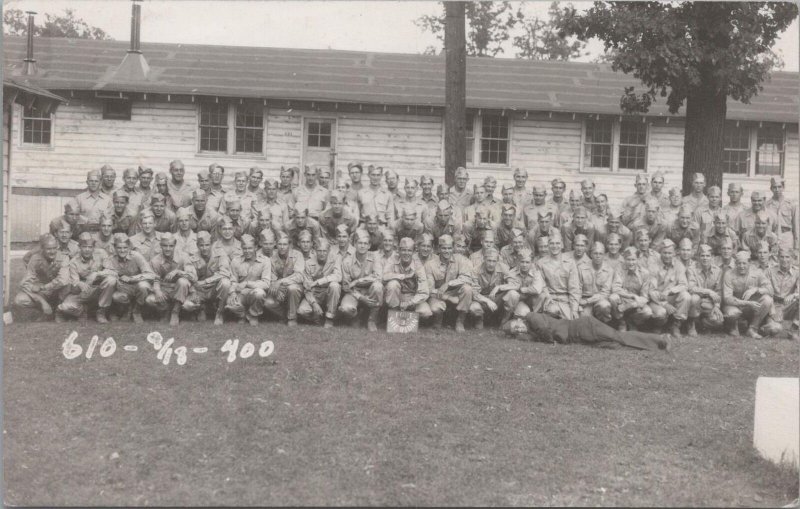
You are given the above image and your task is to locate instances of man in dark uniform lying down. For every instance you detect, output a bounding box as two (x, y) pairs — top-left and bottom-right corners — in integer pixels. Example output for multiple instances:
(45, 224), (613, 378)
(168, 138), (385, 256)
(505, 312), (673, 351)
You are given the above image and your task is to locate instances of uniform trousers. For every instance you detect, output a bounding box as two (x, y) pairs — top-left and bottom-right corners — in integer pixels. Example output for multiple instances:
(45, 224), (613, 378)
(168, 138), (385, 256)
(339, 282), (384, 319)
(297, 282), (343, 320)
(144, 279), (192, 311)
(226, 287), (268, 318)
(384, 280), (432, 318)
(185, 278), (232, 311)
(264, 284), (304, 321)
(428, 284), (473, 315)
(649, 290), (691, 325)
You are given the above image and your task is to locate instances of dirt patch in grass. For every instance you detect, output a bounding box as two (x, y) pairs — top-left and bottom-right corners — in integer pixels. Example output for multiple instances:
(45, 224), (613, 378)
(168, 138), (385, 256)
(3, 313), (798, 506)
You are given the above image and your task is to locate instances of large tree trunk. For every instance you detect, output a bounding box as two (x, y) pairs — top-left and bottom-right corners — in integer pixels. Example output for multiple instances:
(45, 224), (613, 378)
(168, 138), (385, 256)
(681, 82), (727, 194)
(444, 1), (466, 187)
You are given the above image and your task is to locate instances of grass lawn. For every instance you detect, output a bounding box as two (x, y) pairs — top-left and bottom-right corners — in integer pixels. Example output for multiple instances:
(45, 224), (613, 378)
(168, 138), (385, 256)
(3, 259), (799, 506)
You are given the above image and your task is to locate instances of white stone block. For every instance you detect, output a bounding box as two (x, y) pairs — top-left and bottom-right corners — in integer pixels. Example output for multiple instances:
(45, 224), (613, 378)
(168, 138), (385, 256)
(754, 377), (799, 469)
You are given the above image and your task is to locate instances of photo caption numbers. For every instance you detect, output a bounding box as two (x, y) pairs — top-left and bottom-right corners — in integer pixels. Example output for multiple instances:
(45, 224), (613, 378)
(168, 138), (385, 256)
(62, 331), (116, 360)
(221, 339), (274, 363)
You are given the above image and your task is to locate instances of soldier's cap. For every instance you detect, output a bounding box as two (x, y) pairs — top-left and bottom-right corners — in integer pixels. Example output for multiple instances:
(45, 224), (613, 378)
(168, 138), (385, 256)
(347, 161), (364, 172)
(712, 209), (728, 221)
(455, 167), (469, 178)
(551, 177), (565, 186)
(381, 227), (396, 240)
(293, 204), (309, 216)
(419, 232), (434, 244)
(756, 240), (770, 252)
(402, 208), (418, 218)
(605, 232), (621, 243)
(501, 184), (513, 192)
(196, 231), (212, 243)
(64, 199), (79, 213)
(698, 244), (713, 256)
(660, 238), (676, 250)
(735, 250), (751, 262)
(591, 241), (606, 254)
(219, 216), (235, 228)
(483, 247), (500, 260)
(728, 182), (743, 191)
(439, 234), (454, 246)
(453, 233), (467, 246)
(263, 178), (278, 190)
(678, 238), (693, 249)
(513, 168), (528, 177)
(249, 166), (264, 176)
(329, 190), (345, 202)
(573, 233), (588, 245)
(770, 176), (785, 187)
(234, 170), (248, 180)
(276, 231), (291, 243)
(138, 209), (155, 221)
(100, 164), (115, 174)
(334, 223), (350, 235)
(668, 187), (681, 197)
(150, 193), (167, 204)
(511, 228), (525, 239)
(678, 205), (693, 217)
(318, 167), (332, 177)
(420, 175), (434, 185)
(754, 210), (770, 222)
(398, 237), (415, 250)
(437, 199), (453, 212)
(384, 168), (399, 179)
(86, 169), (101, 179)
(155, 171), (169, 183)
(537, 210), (553, 220)
(531, 184), (546, 194)
(138, 165), (153, 176)
(622, 246), (639, 258)
(54, 219), (72, 233)
(353, 229), (370, 243)
(751, 191), (763, 200)
(259, 228), (276, 243)
(208, 162), (224, 173)
(482, 229), (496, 241)
(403, 177), (418, 187)
(517, 248), (533, 261)
(635, 173), (648, 184)
(650, 171), (665, 183)
(606, 207), (622, 221)
(483, 176), (497, 185)
(255, 206), (272, 218)
(240, 234), (256, 247)
(706, 185), (721, 195)
(279, 166), (294, 176)
(175, 207), (192, 220)
(123, 167), (138, 178)
(197, 169), (210, 179)
(580, 178), (595, 188)
(77, 232), (95, 245)
(159, 232), (177, 245)
(192, 189), (207, 200)
(692, 172), (706, 183)
(112, 191), (129, 202)
(634, 227), (650, 239)
(112, 233), (130, 246)
(224, 196), (242, 208)
(502, 203), (517, 213)
(297, 230), (313, 242)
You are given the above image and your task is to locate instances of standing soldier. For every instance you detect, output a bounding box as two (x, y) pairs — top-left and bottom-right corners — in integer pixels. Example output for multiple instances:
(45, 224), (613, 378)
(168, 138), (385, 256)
(560, 206), (596, 252)
(511, 168), (532, 210)
(694, 185), (724, 236)
(247, 166), (265, 198)
(117, 168), (143, 214)
(93, 215), (116, 257)
(682, 172), (708, 213)
(206, 164), (227, 213)
(449, 167), (473, 210)
(212, 217), (243, 261)
(255, 178), (291, 232)
(166, 160), (195, 210)
(110, 191), (135, 235)
(524, 185), (561, 230)
(508, 248), (547, 320)
(394, 208), (425, 245)
(339, 230), (384, 331)
(214, 197), (247, 241)
(99, 165), (117, 197)
(154, 172), (177, 211)
(263, 233), (305, 326)
(596, 208), (632, 251)
(741, 211), (779, 259)
(129, 210), (162, 260)
(75, 170), (112, 233)
(469, 247), (520, 328)
(297, 238), (342, 328)
(604, 233), (625, 274)
(549, 178), (569, 217)
(703, 210), (740, 256)
(56, 232), (108, 322)
(648, 172), (670, 211)
(648, 239), (691, 337)
(345, 162), (365, 206)
(181, 189), (220, 234)
(495, 203), (520, 250)
(735, 191), (777, 239)
(141, 193), (177, 234)
(294, 166), (329, 221)
(767, 176), (798, 249)
(527, 211), (560, 258)
(722, 183), (747, 231)
(425, 200), (462, 249)
(318, 167), (333, 191)
(590, 193), (609, 230)
(49, 199), (87, 240)
(183, 231), (232, 325)
(383, 237), (432, 320)
(25, 220), (79, 265)
(135, 166), (155, 213)
(499, 228), (527, 270)
(536, 233), (580, 320)
(631, 199), (667, 247)
(469, 229), (499, 270)
(330, 224), (356, 261)
(662, 188), (683, 226)
(425, 234), (474, 332)
(96, 233), (154, 323)
(14, 234), (70, 321)
(319, 190), (358, 242)
(145, 233), (197, 325)
(609, 247), (654, 331)
(173, 208), (199, 260)
(769, 246), (799, 332)
(220, 171), (257, 224)
(722, 251), (780, 338)
(579, 179), (599, 214)
(286, 206), (322, 248)
(666, 206), (701, 247)
(621, 173), (650, 226)
(225, 234), (271, 325)
(576, 242), (614, 323)
(277, 167), (298, 208)
(419, 175), (439, 220)
(384, 169), (404, 202)
(359, 165), (394, 225)
(634, 228), (661, 274)
(686, 244), (725, 334)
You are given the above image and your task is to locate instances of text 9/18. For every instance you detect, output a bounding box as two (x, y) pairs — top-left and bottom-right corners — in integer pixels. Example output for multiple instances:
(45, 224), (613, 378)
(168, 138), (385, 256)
(61, 331), (274, 366)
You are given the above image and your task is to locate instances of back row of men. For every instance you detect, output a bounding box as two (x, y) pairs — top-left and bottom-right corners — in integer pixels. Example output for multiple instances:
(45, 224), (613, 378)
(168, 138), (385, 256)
(15, 161), (798, 338)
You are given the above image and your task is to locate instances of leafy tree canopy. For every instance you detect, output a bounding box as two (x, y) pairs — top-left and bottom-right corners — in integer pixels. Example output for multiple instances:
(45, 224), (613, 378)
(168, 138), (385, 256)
(558, 2), (797, 114)
(4, 8), (112, 40)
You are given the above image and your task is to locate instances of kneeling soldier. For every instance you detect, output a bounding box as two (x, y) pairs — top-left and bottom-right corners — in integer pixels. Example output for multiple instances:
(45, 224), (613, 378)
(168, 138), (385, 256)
(769, 246), (798, 332)
(722, 251), (780, 338)
(383, 237), (432, 320)
(96, 233), (155, 323)
(577, 242), (614, 323)
(57, 232), (108, 321)
(184, 231), (232, 325)
(509, 248), (547, 320)
(648, 239), (691, 337)
(686, 244), (724, 334)
(297, 238), (342, 328)
(469, 247), (520, 328)
(264, 232), (305, 326)
(609, 247), (654, 331)
(425, 234), (474, 332)
(225, 234), (271, 326)
(339, 230), (384, 331)
(14, 234), (70, 320)
(145, 233), (197, 325)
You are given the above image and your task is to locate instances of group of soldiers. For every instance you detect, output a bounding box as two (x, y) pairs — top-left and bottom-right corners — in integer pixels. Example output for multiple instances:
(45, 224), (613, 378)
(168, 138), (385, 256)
(14, 160), (799, 340)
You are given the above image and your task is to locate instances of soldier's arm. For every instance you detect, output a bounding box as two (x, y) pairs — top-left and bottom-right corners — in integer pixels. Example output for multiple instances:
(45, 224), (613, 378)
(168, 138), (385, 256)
(129, 253), (156, 283)
(722, 272), (744, 307)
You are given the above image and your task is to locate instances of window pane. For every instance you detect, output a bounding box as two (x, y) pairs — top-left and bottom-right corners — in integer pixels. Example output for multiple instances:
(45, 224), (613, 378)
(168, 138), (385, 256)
(200, 104), (228, 126)
(723, 122), (750, 174)
(478, 115), (509, 165)
(618, 121), (647, 170)
(756, 127), (784, 176)
(235, 127), (263, 153)
(22, 105), (52, 145)
(584, 119), (612, 170)
(318, 134), (331, 148)
(319, 122), (331, 136)
(200, 126), (227, 152)
(585, 119), (612, 144)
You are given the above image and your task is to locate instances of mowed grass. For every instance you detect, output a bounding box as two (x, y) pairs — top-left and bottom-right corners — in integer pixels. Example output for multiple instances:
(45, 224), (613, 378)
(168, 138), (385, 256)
(3, 259), (799, 506)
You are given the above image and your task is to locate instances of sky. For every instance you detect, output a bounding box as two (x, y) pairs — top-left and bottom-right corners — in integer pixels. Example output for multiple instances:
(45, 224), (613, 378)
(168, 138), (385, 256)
(5, 0), (799, 71)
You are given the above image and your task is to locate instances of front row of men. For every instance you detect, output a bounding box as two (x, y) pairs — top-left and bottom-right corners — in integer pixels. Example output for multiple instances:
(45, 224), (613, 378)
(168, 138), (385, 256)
(14, 221), (798, 340)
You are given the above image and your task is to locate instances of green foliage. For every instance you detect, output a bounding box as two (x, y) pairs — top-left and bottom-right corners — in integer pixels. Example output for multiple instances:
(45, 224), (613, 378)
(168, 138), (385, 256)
(415, 1), (585, 60)
(558, 2), (797, 114)
(4, 8), (112, 40)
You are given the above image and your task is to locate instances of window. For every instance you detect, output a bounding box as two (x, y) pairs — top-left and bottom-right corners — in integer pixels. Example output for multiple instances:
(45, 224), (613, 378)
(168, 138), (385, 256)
(22, 104), (52, 145)
(723, 121), (786, 177)
(464, 114), (509, 166)
(103, 100), (132, 120)
(307, 121), (332, 148)
(199, 102), (265, 155)
(581, 118), (649, 172)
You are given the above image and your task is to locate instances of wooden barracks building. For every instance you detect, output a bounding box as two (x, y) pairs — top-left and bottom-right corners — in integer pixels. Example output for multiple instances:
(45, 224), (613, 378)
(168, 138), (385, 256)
(3, 8), (798, 244)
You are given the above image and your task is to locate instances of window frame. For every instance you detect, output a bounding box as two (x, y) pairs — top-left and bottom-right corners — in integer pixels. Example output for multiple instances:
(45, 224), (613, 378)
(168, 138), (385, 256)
(20, 102), (54, 148)
(465, 113), (511, 168)
(579, 116), (649, 174)
(722, 121), (786, 178)
(102, 99), (132, 121)
(197, 102), (267, 157)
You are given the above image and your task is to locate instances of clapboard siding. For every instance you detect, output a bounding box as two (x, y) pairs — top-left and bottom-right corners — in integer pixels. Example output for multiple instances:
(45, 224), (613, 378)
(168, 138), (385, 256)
(3, 103), (10, 305)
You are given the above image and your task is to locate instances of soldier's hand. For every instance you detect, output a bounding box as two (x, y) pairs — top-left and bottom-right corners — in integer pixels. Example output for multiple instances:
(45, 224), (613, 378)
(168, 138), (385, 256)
(663, 303), (676, 315)
(488, 288), (499, 299)
(485, 300), (498, 313)
(154, 290), (167, 305)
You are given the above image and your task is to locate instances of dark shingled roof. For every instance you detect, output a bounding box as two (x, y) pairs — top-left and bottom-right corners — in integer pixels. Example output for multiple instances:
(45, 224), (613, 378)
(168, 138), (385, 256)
(3, 35), (798, 123)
